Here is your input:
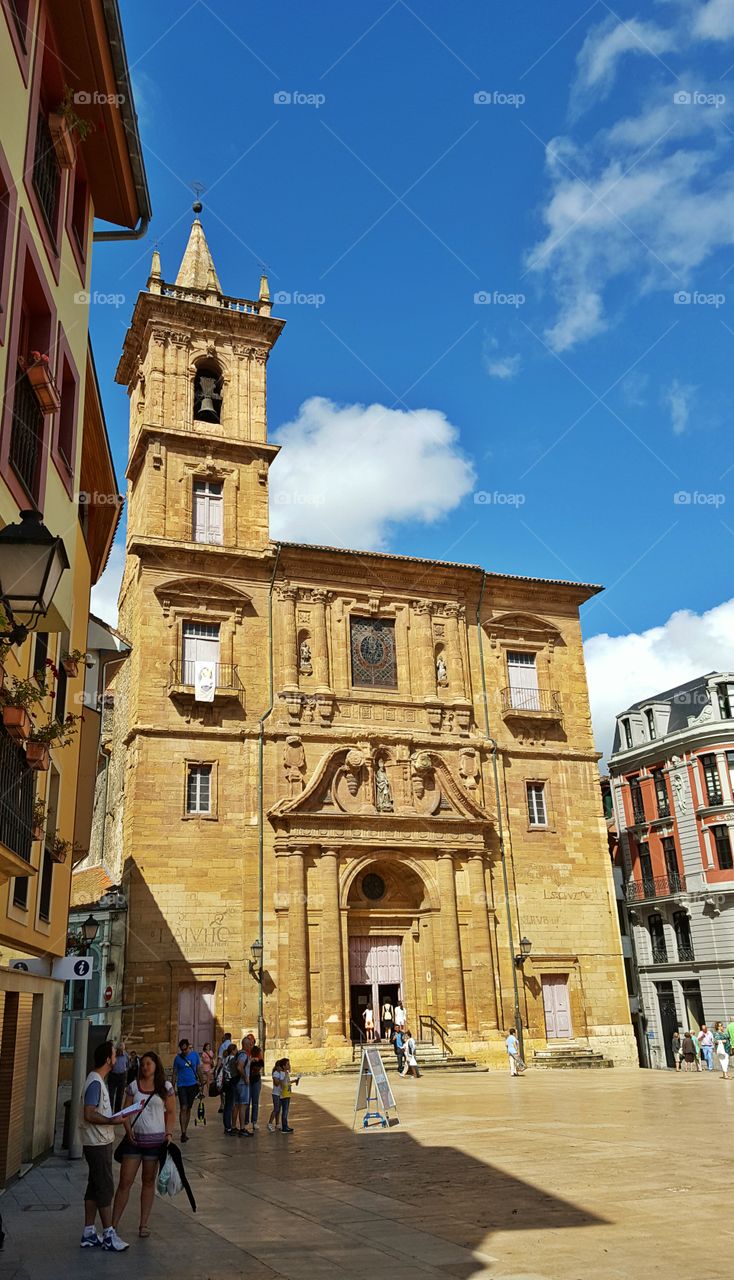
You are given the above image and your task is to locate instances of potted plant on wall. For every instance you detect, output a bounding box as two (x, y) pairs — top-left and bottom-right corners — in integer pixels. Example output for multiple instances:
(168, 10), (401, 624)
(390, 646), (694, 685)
(0, 659), (57, 742)
(32, 798), (46, 841)
(19, 351), (61, 414)
(27, 712), (81, 769)
(60, 648), (90, 678)
(48, 85), (95, 169)
(48, 830), (83, 864)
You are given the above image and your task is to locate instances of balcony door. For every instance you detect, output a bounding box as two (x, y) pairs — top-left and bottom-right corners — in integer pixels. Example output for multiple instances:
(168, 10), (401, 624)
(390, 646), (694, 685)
(507, 651), (540, 711)
(182, 621), (220, 686)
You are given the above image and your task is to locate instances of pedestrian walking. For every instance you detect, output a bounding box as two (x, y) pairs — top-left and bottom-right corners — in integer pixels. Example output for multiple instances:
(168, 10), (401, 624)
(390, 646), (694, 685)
(107, 1040), (129, 1115)
(698, 1024), (714, 1071)
(506, 1027), (521, 1077)
(392, 1027), (405, 1074)
(671, 1029), (682, 1071)
(381, 999), (394, 1039)
(245, 1046), (264, 1132)
(681, 1031), (697, 1070)
(267, 1058), (285, 1132)
(221, 1044), (240, 1134)
(402, 1029), (421, 1078)
(200, 1041), (215, 1090)
(363, 1005), (375, 1041)
(713, 1022), (730, 1078)
(79, 1040), (135, 1252)
(112, 1051), (175, 1240)
(279, 1059), (300, 1132)
(171, 1038), (204, 1143)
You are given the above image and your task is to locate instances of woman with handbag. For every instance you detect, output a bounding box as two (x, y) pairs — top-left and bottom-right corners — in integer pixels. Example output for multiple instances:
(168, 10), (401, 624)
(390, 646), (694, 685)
(111, 1052), (175, 1239)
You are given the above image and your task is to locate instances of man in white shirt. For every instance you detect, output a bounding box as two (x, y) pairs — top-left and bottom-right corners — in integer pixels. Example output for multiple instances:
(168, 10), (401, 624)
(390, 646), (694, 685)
(394, 1002), (406, 1031)
(79, 1041), (138, 1252)
(505, 1028), (521, 1077)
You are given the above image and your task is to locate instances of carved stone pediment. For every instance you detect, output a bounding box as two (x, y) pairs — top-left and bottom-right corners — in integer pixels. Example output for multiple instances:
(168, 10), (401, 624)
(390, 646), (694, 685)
(269, 745), (493, 825)
(154, 576), (252, 617)
(486, 611), (562, 649)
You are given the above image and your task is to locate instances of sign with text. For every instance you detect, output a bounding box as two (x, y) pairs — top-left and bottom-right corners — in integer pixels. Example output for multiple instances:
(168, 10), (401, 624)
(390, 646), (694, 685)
(353, 1046), (398, 1130)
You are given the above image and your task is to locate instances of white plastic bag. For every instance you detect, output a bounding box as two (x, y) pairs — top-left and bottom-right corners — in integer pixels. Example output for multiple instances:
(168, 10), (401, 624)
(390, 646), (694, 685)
(156, 1153), (183, 1197)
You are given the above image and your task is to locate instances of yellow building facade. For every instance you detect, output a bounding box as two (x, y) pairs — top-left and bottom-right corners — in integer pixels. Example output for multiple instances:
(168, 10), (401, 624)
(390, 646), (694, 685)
(0, 0), (149, 1181)
(112, 216), (637, 1070)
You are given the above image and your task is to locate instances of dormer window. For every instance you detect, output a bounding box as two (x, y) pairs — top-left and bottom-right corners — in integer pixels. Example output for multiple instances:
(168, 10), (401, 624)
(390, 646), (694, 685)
(193, 361), (222, 423)
(717, 682), (734, 720)
(645, 708), (656, 740)
(622, 718), (633, 749)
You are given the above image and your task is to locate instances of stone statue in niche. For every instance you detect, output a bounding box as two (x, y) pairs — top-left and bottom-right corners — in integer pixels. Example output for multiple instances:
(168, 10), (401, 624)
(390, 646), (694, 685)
(283, 735), (306, 797)
(299, 638), (312, 675)
(375, 760), (394, 813)
(459, 747), (480, 790)
(436, 653), (448, 687)
(671, 771), (688, 813)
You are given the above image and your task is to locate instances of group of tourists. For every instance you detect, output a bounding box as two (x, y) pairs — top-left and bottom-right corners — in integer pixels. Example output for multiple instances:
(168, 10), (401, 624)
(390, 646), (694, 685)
(211, 1032), (299, 1135)
(671, 1022), (734, 1075)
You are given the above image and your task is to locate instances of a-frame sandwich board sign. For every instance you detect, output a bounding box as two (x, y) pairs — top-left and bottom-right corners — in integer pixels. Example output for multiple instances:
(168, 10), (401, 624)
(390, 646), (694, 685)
(353, 1045), (399, 1129)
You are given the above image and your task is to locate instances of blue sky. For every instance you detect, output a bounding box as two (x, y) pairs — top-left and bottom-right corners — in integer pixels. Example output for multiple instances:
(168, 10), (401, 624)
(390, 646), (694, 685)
(88, 0), (734, 758)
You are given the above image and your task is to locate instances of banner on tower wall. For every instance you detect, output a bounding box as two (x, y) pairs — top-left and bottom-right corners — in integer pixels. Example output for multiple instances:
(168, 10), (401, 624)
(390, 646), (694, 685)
(194, 661), (216, 703)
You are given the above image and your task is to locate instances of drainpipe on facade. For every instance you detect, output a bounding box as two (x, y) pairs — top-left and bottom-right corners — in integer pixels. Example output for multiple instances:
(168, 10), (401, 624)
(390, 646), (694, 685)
(256, 544), (282, 1048)
(476, 570), (526, 1060)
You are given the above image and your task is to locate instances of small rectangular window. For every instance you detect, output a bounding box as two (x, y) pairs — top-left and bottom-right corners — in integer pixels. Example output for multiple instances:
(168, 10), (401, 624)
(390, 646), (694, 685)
(12, 877), (29, 909)
(526, 782), (547, 827)
(701, 754), (723, 807)
(186, 764), (212, 814)
(629, 776), (646, 824)
(653, 769), (669, 819)
(192, 479), (223, 545)
(718, 683), (734, 720)
(712, 825), (734, 871)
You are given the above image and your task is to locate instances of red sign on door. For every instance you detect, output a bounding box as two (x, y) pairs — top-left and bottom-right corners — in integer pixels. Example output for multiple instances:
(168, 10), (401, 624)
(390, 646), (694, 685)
(104, 986), (113, 1004)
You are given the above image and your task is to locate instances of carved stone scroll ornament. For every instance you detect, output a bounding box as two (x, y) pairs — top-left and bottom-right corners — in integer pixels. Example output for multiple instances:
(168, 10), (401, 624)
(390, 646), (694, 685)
(283, 735), (306, 797)
(333, 748), (367, 812)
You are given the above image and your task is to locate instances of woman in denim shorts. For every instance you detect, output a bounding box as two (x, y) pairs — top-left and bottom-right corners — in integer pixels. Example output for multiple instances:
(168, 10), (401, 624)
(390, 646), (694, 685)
(112, 1053), (175, 1239)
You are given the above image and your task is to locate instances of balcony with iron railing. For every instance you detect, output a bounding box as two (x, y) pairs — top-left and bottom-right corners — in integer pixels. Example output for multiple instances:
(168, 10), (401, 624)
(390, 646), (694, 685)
(168, 660), (245, 707)
(0, 730), (35, 878)
(648, 944), (695, 965)
(626, 873), (686, 902)
(500, 687), (563, 719)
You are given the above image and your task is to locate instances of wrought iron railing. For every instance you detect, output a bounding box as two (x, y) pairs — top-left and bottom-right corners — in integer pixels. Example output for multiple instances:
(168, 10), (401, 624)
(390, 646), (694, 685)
(418, 1014), (453, 1055)
(0, 730), (34, 863)
(32, 111), (60, 234)
(501, 687), (563, 716)
(626, 873), (686, 902)
(169, 661), (244, 697)
(10, 373), (44, 501)
(651, 945), (669, 964)
(676, 945), (695, 963)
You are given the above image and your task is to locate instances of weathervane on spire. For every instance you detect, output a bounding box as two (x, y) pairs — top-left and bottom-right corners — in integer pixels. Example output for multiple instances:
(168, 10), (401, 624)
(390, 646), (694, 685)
(191, 180), (205, 215)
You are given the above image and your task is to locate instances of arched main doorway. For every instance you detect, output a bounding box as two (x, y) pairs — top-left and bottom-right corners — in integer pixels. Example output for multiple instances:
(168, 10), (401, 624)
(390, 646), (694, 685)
(345, 859), (431, 1041)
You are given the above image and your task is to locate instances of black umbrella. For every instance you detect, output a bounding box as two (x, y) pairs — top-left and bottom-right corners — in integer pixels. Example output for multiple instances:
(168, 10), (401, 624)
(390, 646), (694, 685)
(158, 1140), (197, 1212)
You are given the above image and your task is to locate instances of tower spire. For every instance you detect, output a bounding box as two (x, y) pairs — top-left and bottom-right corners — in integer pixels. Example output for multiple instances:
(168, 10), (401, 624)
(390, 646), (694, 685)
(175, 201), (222, 293)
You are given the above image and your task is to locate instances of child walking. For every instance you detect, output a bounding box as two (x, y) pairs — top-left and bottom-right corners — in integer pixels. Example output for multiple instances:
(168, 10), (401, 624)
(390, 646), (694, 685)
(279, 1059), (300, 1133)
(267, 1059), (284, 1132)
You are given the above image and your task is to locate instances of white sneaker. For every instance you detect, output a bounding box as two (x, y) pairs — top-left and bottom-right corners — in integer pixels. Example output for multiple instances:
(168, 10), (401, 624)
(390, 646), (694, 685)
(102, 1228), (129, 1252)
(267, 1121), (275, 1131)
(80, 1229), (102, 1248)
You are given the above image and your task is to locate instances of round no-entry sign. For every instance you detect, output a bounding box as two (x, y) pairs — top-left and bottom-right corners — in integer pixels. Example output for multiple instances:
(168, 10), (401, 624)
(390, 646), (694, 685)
(104, 985), (113, 1003)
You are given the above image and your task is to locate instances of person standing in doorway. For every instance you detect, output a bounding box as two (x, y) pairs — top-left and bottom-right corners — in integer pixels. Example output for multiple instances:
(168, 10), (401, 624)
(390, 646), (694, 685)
(363, 1005), (375, 1041)
(394, 1001), (406, 1034)
(671, 1029), (682, 1070)
(172, 1038), (203, 1142)
(108, 1040), (129, 1115)
(506, 1027), (521, 1077)
(713, 1022), (730, 1079)
(79, 1040), (135, 1252)
(698, 1024), (714, 1071)
(381, 999), (394, 1040)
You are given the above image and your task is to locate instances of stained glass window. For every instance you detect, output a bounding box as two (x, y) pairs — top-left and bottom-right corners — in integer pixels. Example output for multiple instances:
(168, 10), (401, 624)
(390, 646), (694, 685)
(350, 617), (397, 689)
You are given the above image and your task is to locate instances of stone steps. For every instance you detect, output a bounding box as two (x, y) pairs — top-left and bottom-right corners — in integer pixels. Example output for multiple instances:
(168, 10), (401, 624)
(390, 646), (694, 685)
(532, 1046), (614, 1070)
(331, 1042), (481, 1074)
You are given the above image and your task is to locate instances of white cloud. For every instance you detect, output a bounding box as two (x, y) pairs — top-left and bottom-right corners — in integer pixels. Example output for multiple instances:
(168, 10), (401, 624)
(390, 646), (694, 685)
(270, 396), (475, 548)
(90, 543), (124, 626)
(693, 0), (734, 41)
(585, 597), (734, 766)
(663, 377), (695, 433)
(485, 349), (522, 379)
(574, 15), (675, 97)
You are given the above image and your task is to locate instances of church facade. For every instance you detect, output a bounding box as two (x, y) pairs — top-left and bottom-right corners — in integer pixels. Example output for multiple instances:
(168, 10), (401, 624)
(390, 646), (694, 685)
(107, 213), (636, 1068)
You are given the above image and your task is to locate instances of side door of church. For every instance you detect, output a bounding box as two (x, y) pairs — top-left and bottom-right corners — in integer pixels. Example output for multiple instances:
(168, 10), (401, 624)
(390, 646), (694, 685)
(177, 981), (215, 1049)
(541, 975), (572, 1039)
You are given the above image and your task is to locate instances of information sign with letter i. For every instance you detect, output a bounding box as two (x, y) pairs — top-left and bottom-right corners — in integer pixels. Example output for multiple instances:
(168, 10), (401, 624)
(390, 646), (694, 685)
(353, 1046), (399, 1129)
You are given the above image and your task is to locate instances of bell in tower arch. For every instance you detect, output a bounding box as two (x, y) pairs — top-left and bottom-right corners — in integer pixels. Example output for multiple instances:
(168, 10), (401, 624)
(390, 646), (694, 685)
(194, 367), (222, 423)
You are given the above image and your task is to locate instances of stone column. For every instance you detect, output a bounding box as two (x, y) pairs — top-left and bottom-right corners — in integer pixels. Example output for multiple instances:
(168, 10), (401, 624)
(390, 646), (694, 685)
(468, 854), (498, 1030)
(413, 600), (438, 700)
(287, 850), (309, 1038)
(278, 585), (299, 690)
(444, 604), (466, 699)
(310, 589), (332, 692)
(436, 853), (467, 1032)
(320, 848), (346, 1038)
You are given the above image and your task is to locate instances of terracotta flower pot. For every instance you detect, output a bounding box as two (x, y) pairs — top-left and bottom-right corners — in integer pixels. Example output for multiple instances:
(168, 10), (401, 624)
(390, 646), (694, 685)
(25, 740), (50, 771)
(61, 658), (79, 678)
(32, 824), (44, 842)
(50, 846), (68, 864)
(2, 705), (32, 742)
(48, 112), (76, 168)
(25, 360), (61, 414)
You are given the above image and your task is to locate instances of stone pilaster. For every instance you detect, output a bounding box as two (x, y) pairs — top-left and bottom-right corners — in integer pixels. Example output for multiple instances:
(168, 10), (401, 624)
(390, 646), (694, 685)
(277, 584), (298, 690)
(287, 850), (309, 1038)
(319, 848), (346, 1038)
(468, 854), (498, 1030)
(444, 604), (466, 699)
(413, 600), (438, 701)
(310, 590), (332, 693)
(436, 853), (467, 1032)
